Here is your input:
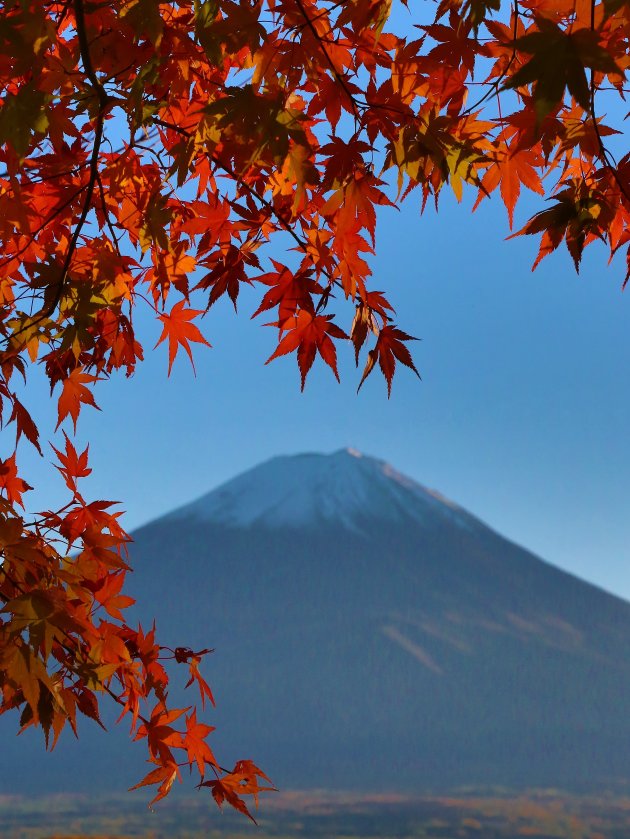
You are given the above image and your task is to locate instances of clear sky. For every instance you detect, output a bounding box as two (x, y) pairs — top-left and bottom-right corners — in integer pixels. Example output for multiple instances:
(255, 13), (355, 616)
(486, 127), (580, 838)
(17, 174), (630, 601)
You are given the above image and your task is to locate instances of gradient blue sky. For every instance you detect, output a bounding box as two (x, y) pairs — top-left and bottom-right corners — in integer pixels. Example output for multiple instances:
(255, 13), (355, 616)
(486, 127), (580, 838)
(17, 174), (630, 601)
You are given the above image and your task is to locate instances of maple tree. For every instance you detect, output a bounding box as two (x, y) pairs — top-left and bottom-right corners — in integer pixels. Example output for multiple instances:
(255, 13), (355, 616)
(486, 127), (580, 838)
(0, 0), (628, 817)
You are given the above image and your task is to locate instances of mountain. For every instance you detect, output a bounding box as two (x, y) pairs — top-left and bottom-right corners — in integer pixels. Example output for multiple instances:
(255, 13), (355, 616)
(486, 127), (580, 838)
(4, 449), (630, 795)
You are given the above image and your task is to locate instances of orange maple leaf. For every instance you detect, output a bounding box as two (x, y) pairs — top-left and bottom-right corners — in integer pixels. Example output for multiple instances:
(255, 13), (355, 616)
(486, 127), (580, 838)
(0, 454), (32, 508)
(130, 761), (181, 808)
(52, 433), (91, 493)
(199, 760), (275, 821)
(475, 145), (544, 228)
(93, 572), (135, 621)
(182, 709), (217, 775)
(185, 654), (215, 708)
(134, 702), (188, 765)
(56, 368), (100, 432)
(154, 300), (211, 374)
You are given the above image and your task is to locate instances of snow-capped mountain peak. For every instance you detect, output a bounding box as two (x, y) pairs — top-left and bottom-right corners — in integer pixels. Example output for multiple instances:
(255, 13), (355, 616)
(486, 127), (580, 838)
(167, 449), (472, 532)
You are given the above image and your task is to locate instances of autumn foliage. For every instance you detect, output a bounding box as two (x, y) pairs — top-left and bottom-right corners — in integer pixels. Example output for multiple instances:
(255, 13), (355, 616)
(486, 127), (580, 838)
(0, 0), (628, 816)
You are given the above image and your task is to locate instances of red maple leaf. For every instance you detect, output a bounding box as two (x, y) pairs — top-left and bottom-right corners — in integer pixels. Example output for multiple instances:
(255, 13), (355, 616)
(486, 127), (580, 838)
(358, 326), (421, 396)
(266, 310), (348, 389)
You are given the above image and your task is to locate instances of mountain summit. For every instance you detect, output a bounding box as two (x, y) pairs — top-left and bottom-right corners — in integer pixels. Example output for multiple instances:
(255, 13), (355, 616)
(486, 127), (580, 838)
(6, 451), (630, 795)
(166, 448), (471, 531)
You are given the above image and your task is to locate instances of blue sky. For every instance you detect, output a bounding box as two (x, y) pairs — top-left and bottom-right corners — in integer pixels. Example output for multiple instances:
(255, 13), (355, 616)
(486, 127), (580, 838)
(17, 177), (630, 601)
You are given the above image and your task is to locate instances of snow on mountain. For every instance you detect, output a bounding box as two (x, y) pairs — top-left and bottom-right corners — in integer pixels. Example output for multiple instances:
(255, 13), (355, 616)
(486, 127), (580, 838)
(166, 448), (473, 532)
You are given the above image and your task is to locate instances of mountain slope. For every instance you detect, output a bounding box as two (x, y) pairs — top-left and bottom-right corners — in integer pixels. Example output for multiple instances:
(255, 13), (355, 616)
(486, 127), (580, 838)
(4, 449), (630, 794)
